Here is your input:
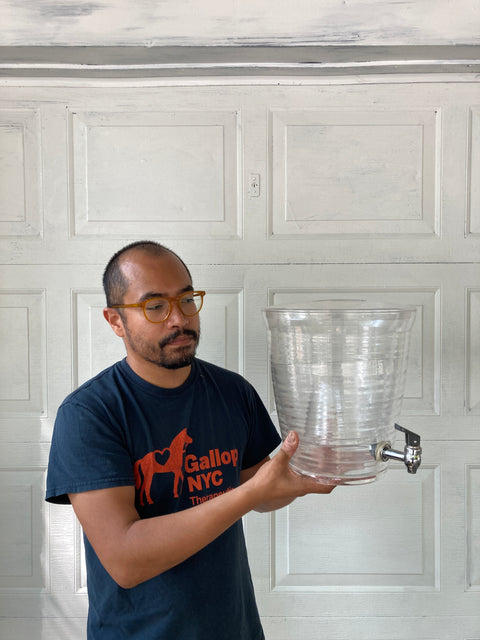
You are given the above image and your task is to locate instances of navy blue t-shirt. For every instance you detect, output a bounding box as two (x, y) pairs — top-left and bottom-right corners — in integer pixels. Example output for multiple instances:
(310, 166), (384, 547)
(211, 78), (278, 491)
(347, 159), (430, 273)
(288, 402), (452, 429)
(46, 358), (281, 640)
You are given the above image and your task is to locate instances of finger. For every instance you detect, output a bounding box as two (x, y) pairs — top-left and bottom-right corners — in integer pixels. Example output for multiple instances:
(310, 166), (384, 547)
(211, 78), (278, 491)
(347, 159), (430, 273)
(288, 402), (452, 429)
(309, 479), (336, 494)
(280, 430), (299, 457)
(295, 474), (336, 495)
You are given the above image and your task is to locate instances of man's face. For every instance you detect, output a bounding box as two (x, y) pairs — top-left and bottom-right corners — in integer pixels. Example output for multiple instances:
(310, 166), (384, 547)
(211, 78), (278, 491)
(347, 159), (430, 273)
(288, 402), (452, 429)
(116, 251), (200, 371)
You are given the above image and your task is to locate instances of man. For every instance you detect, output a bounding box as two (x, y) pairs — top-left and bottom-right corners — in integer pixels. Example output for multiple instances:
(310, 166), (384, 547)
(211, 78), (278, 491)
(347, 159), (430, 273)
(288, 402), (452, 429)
(46, 241), (334, 640)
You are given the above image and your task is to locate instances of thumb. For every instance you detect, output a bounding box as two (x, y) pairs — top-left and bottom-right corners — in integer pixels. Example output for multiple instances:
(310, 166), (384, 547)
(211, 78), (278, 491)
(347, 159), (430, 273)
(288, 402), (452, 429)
(281, 430), (336, 495)
(280, 431), (299, 459)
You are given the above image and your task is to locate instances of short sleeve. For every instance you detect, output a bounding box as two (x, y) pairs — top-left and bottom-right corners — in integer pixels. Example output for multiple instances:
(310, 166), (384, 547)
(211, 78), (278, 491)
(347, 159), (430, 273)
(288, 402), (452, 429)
(46, 400), (135, 504)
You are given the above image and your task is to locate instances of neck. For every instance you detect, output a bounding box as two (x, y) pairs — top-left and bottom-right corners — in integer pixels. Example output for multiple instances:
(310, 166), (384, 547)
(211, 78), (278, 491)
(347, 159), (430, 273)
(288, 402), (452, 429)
(125, 355), (192, 388)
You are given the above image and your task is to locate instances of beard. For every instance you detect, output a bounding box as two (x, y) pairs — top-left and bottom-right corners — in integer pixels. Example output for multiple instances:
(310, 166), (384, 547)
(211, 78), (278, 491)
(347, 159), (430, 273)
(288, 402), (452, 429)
(123, 324), (200, 370)
(157, 328), (200, 369)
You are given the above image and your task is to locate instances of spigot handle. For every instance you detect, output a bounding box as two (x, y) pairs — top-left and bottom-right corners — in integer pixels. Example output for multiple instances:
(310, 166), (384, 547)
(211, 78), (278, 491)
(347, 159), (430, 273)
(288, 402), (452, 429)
(395, 423), (421, 447)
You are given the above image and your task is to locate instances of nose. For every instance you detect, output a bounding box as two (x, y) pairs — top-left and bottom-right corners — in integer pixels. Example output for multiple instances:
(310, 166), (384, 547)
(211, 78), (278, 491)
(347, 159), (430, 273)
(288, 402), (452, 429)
(165, 300), (189, 327)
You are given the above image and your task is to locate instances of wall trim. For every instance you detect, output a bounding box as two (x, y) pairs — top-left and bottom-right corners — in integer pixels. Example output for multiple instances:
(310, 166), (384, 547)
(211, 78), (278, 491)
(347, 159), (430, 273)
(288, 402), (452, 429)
(0, 46), (479, 78)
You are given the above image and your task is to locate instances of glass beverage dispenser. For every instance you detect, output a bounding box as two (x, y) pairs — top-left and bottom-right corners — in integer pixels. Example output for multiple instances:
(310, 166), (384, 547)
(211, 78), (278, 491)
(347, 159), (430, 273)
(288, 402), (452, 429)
(263, 301), (421, 485)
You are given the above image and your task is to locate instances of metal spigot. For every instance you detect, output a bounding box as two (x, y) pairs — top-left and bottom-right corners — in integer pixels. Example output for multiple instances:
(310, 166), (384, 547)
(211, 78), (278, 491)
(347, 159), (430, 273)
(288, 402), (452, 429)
(373, 424), (422, 474)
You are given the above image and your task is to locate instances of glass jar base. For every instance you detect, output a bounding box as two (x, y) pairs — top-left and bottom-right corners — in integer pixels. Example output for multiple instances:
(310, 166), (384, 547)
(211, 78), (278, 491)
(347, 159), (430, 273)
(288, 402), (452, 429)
(289, 461), (387, 485)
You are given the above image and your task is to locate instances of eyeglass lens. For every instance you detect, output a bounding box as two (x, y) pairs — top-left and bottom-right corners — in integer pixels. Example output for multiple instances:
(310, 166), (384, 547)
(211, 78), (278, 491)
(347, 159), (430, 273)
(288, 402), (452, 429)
(144, 292), (203, 322)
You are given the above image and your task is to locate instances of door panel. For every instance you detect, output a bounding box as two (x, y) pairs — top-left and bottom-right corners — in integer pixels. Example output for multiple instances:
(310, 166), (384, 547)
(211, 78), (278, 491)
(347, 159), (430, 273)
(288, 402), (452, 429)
(0, 79), (479, 639)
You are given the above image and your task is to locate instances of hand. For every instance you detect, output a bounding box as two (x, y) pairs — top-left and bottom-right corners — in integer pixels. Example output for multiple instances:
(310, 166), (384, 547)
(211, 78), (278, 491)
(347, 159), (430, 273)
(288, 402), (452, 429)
(248, 431), (336, 512)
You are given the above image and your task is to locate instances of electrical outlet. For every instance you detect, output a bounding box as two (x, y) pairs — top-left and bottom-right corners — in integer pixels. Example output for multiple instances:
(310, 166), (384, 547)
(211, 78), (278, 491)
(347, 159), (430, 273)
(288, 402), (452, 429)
(248, 173), (260, 197)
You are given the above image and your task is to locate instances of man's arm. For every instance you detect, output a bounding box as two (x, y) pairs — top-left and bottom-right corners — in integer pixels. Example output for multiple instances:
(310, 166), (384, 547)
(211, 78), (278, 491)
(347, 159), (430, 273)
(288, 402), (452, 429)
(69, 431), (334, 589)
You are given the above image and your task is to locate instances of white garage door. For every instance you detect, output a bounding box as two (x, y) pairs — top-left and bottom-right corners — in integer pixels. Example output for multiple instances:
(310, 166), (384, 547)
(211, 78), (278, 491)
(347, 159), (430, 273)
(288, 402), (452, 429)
(0, 76), (479, 639)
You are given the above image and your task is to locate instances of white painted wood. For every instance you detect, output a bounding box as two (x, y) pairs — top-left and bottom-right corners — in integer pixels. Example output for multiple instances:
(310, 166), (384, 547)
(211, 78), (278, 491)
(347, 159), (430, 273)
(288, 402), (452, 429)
(196, 289), (244, 373)
(0, 72), (479, 640)
(247, 442), (478, 622)
(73, 290), (126, 387)
(0, 468), (46, 589)
(69, 108), (241, 238)
(467, 289), (480, 414)
(0, 0), (479, 47)
(0, 80), (479, 266)
(270, 108), (439, 237)
(0, 109), (42, 236)
(261, 615), (480, 640)
(2, 46), (480, 79)
(273, 465), (439, 589)
(0, 292), (46, 415)
(467, 465), (480, 590)
(469, 106), (480, 236)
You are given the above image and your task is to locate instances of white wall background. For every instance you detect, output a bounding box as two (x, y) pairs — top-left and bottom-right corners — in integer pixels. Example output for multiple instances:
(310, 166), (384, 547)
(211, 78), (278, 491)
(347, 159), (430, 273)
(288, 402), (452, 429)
(0, 2), (479, 639)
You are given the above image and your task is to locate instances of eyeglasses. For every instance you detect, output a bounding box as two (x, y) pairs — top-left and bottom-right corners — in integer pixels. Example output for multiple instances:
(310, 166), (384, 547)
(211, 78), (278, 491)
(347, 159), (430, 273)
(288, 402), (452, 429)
(111, 291), (205, 323)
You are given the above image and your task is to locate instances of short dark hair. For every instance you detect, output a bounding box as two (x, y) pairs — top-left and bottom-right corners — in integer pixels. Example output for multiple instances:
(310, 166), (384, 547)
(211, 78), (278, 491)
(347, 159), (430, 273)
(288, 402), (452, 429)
(102, 241), (192, 307)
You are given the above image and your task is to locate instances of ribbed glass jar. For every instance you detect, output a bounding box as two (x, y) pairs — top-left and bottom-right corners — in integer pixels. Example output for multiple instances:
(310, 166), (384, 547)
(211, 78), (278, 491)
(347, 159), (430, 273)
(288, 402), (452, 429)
(264, 302), (416, 484)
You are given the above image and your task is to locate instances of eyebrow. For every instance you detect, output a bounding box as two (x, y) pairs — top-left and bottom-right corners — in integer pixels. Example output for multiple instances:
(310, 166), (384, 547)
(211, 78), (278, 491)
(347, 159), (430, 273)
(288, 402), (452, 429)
(138, 285), (194, 302)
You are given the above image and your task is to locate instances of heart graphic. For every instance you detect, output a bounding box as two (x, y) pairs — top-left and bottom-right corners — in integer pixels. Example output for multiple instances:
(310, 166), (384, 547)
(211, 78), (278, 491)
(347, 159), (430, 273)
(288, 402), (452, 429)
(154, 448), (171, 466)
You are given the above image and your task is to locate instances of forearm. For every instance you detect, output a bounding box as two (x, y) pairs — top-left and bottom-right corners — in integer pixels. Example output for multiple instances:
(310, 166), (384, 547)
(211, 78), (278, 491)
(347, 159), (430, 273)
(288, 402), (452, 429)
(114, 489), (293, 585)
(72, 431), (335, 589)
(78, 481), (260, 589)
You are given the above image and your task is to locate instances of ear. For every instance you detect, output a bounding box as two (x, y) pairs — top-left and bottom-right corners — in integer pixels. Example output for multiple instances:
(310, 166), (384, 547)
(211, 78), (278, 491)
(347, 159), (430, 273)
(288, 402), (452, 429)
(103, 307), (126, 338)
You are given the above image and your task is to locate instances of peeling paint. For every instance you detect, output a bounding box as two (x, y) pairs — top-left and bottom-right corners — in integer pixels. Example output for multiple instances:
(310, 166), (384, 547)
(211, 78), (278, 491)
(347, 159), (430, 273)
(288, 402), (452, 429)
(37, 2), (104, 19)
(0, 0), (479, 46)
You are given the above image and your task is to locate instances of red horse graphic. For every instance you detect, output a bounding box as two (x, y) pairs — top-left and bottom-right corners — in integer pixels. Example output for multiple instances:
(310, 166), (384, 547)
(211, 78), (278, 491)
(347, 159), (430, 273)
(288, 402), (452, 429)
(134, 428), (193, 505)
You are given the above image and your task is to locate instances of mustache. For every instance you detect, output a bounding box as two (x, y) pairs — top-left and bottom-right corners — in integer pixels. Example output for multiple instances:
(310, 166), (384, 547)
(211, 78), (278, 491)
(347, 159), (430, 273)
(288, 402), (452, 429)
(159, 328), (199, 349)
